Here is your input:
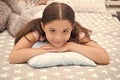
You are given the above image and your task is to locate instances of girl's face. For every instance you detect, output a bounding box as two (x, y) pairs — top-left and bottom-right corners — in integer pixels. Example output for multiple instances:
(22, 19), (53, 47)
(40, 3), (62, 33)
(42, 20), (73, 48)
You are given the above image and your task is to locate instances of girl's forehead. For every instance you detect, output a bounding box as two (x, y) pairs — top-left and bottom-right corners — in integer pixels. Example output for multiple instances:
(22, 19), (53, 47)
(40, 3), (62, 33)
(45, 20), (72, 27)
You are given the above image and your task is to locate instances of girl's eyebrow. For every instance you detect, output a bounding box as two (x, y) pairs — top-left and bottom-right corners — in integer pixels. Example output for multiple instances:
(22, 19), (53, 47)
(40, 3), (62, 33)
(64, 28), (71, 30)
(49, 28), (70, 30)
(49, 28), (55, 29)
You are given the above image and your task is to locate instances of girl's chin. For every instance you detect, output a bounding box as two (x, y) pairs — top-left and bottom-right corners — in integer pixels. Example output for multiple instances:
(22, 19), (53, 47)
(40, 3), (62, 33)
(53, 45), (63, 48)
(52, 43), (64, 48)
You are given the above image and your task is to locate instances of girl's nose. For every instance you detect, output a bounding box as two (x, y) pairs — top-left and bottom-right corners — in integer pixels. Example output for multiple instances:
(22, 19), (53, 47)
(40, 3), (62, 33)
(55, 34), (63, 41)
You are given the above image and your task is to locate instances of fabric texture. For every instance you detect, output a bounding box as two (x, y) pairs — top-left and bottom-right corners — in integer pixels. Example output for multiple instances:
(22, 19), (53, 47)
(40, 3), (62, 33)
(48, 0), (107, 13)
(7, 13), (31, 37)
(0, 0), (21, 32)
(7, 6), (44, 37)
(4, 0), (21, 14)
(0, 1), (12, 31)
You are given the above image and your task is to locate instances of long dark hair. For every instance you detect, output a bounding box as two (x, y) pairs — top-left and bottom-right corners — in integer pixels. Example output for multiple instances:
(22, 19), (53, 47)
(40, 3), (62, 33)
(15, 2), (91, 44)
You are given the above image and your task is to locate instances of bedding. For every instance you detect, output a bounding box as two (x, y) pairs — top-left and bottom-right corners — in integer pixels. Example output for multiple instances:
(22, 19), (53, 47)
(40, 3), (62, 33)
(0, 0), (120, 80)
(47, 0), (107, 13)
(0, 12), (120, 80)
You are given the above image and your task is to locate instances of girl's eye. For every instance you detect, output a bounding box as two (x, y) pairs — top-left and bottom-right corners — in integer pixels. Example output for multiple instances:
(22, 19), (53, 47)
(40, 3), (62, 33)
(50, 29), (55, 33)
(63, 30), (69, 33)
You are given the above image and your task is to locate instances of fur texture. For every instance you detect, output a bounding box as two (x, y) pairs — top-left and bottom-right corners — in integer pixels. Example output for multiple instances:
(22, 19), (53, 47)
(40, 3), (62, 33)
(7, 0), (45, 37)
(0, 0), (44, 37)
(7, 13), (31, 37)
(0, 0), (21, 32)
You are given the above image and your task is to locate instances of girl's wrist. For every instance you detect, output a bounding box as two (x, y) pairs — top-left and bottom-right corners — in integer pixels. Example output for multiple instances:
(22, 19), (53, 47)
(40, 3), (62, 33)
(67, 42), (76, 51)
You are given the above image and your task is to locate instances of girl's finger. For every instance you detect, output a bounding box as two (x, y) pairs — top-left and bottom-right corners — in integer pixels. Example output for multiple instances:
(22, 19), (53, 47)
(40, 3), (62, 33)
(41, 46), (55, 50)
(47, 49), (61, 52)
(42, 44), (52, 47)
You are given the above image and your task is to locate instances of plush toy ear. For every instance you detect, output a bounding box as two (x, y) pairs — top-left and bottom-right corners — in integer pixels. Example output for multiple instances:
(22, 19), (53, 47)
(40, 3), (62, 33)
(4, 0), (21, 14)
(0, 1), (12, 32)
(79, 32), (85, 39)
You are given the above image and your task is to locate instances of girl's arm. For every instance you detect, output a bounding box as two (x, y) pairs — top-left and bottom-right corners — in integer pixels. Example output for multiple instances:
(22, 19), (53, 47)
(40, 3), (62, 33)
(68, 41), (110, 65)
(52, 36), (110, 65)
(9, 32), (49, 64)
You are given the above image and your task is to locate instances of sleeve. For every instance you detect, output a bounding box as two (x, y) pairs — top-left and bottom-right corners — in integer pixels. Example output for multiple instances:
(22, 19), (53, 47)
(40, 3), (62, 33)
(79, 32), (85, 39)
(79, 32), (91, 43)
(32, 31), (39, 41)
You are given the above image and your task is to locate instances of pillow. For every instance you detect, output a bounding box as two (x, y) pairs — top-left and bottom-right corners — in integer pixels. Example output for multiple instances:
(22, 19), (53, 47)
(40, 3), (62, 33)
(28, 52), (96, 68)
(47, 0), (107, 13)
(28, 42), (96, 68)
(32, 10), (43, 19)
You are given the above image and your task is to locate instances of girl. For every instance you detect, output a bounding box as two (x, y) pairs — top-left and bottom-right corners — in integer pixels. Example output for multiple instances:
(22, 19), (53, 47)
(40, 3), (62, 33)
(9, 2), (110, 64)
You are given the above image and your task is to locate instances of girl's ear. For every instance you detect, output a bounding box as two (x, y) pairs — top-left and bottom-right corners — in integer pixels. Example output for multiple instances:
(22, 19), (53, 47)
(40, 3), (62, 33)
(41, 22), (45, 31)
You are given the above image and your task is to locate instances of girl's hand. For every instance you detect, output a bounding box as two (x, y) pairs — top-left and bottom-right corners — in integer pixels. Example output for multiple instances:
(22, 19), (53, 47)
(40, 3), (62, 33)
(46, 42), (73, 52)
(41, 42), (74, 52)
(41, 44), (55, 52)
(53, 42), (72, 52)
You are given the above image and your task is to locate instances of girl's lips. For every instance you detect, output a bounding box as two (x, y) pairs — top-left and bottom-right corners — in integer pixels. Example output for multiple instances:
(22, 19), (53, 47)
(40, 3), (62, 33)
(52, 42), (64, 47)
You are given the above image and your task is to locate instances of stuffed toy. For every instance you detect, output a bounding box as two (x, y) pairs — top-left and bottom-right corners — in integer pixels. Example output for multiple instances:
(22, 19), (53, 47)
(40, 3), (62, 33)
(0, 0), (47, 37)
(7, 13), (31, 37)
(7, 0), (46, 37)
(0, 0), (21, 32)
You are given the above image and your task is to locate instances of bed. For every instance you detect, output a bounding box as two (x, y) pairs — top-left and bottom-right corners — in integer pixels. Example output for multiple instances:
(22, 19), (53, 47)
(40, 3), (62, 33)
(0, 0), (120, 80)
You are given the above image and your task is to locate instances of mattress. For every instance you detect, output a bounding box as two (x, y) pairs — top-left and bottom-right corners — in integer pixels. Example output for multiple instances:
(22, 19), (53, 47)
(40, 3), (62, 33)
(0, 12), (120, 80)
